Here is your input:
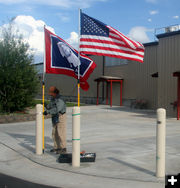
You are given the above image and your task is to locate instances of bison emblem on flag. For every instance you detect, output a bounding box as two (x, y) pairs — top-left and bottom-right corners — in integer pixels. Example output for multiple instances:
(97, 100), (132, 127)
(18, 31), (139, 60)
(57, 42), (81, 74)
(44, 28), (96, 90)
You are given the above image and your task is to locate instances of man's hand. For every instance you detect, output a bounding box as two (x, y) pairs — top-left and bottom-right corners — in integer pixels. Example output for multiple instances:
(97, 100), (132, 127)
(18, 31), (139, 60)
(44, 102), (48, 108)
(41, 102), (48, 107)
(43, 111), (48, 116)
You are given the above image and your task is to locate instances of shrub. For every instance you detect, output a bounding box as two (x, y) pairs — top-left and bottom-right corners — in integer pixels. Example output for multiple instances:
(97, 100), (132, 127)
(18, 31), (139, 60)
(0, 23), (40, 113)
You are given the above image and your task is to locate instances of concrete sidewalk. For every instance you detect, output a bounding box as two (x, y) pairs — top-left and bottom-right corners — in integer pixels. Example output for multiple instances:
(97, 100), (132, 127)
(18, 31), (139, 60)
(0, 105), (180, 188)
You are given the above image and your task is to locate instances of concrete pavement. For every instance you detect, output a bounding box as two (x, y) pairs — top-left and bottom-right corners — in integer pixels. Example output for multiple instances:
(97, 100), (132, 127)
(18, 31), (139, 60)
(0, 105), (180, 188)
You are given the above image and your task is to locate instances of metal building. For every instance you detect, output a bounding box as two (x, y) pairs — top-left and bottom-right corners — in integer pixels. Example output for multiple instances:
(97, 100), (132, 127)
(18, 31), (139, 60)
(103, 27), (180, 118)
(103, 26), (180, 118)
(35, 26), (180, 118)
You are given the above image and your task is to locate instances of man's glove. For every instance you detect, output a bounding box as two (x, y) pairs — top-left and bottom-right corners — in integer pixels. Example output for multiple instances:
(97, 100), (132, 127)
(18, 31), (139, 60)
(43, 111), (48, 116)
(41, 102), (48, 108)
(44, 102), (48, 108)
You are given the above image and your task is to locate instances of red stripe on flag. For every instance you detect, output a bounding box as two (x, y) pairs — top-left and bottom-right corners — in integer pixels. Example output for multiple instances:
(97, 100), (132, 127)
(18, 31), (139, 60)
(80, 38), (126, 48)
(80, 38), (144, 53)
(80, 45), (144, 58)
(108, 26), (143, 49)
(80, 51), (144, 63)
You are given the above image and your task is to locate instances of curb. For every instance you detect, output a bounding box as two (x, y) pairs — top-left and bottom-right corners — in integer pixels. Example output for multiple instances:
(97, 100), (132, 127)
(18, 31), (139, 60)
(0, 114), (51, 124)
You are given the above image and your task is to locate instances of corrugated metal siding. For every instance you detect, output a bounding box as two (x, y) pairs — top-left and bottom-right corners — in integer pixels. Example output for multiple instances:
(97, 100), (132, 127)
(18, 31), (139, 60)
(39, 32), (180, 118)
(104, 45), (158, 109)
(157, 34), (180, 117)
(104, 32), (180, 117)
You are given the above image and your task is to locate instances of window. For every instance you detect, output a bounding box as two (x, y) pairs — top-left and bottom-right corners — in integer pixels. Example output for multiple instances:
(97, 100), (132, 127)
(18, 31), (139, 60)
(105, 57), (128, 66)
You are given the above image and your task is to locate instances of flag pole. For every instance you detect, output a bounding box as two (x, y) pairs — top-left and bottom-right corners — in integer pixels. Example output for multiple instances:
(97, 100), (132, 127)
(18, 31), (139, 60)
(42, 78), (45, 153)
(42, 25), (46, 153)
(77, 9), (81, 107)
(42, 77), (45, 153)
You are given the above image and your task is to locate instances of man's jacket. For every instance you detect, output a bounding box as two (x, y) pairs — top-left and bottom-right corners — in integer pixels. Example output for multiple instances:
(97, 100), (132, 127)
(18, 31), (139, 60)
(46, 94), (66, 125)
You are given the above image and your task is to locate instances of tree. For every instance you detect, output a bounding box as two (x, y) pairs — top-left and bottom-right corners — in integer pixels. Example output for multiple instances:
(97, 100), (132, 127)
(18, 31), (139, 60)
(0, 24), (40, 113)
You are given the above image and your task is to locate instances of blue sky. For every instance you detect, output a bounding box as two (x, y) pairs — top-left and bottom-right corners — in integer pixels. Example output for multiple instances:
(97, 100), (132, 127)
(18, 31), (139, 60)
(0, 0), (179, 63)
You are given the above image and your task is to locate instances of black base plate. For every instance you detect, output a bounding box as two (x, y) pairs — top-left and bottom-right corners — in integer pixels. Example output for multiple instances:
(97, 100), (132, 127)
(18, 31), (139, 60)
(58, 153), (96, 163)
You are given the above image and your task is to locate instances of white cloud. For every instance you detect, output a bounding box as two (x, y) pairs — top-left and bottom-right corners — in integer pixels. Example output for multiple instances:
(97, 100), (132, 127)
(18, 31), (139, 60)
(149, 10), (159, 15)
(0, 15), (55, 63)
(148, 18), (152, 22)
(66, 32), (79, 50)
(173, 15), (179, 19)
(13, 16), (55, 62)
(128, 26), (151, 43)
(0, 0), (107, 8)
(0, 15), (80, 63)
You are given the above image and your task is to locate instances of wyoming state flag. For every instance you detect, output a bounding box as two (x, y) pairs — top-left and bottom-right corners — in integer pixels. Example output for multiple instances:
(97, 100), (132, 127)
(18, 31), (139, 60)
(44, 27), (96, 90)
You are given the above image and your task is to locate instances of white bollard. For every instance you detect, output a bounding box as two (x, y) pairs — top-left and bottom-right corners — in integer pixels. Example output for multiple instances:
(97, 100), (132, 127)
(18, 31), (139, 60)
(156, 108), (166, 178)
(72, 107), (80, 167)
(36, 104), (43, 155)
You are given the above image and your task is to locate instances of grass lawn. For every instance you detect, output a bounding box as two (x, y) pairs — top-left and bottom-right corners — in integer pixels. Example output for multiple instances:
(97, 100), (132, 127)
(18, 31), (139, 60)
(32, 99), (82, 107)
(0, 100), (82, 115)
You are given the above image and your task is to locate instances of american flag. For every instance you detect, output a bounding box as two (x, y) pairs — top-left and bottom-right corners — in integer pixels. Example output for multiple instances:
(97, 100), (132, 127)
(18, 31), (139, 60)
(80, 12), (145, 63)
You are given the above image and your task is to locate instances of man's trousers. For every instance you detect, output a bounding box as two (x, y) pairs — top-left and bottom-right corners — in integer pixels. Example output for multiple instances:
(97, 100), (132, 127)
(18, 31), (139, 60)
(52, 113), (67, 149)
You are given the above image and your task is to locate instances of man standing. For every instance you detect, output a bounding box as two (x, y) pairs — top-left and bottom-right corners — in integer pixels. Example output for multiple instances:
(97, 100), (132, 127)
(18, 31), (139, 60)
(44, 86), (67, 154)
